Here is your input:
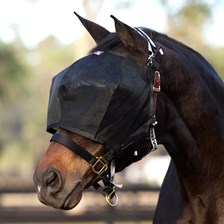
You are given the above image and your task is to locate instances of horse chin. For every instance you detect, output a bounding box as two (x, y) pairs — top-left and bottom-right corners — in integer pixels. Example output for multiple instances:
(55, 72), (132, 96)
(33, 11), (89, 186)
(60, 190), (83, 210)
(61, 177), (98, 210)
(59, 182), (84, 210)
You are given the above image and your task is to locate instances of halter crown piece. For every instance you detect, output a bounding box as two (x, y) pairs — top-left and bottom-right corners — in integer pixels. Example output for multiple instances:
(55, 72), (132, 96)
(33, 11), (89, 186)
(48, 28), (163, 206)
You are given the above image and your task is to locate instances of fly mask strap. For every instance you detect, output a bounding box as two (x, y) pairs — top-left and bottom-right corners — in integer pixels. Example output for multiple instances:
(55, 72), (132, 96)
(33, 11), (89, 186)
(135, 27), (164, 151)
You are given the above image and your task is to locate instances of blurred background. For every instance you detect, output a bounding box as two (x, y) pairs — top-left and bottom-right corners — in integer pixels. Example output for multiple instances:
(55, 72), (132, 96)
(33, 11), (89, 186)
(0, 0), (223, 223)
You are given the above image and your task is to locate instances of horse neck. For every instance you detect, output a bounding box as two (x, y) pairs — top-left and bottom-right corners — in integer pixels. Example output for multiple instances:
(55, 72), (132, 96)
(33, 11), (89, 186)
(156, 48), (224, 185)
(149, 31), (224, 222)
(156, 93), (201, 176)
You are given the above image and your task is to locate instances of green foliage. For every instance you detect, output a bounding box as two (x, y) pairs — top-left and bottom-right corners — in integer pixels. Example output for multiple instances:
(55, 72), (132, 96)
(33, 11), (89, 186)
(0, 41), (27, 100)
(177, 2), (211, 27)
(0, 40), (28, 161)
(207, 47), (224, 79)
(164, 0), (223, 78)
(0, 35), (75, 178)
(166, 1), (212, 50)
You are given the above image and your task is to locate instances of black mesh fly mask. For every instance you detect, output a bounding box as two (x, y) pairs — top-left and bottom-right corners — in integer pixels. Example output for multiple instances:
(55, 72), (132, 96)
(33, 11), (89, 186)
(47, 29), (163, 206)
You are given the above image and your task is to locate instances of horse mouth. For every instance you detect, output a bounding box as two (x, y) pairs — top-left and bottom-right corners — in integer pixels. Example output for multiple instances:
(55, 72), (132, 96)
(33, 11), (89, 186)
(61, 181), (82, 210)
(60, 174), (100, 210)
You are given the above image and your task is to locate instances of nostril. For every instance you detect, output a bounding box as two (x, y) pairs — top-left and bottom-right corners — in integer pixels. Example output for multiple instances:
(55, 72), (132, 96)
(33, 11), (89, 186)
(44, 168), (62, 194)
(47, 171), (58, 187)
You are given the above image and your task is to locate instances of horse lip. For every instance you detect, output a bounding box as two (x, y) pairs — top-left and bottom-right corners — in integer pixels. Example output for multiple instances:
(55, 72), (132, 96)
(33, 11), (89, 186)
(37, 192), (52, 207)
(61, 181), (82, 209)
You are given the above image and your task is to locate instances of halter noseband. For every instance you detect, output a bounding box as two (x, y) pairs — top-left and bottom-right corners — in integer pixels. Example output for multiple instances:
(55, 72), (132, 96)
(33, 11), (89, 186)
(50, 28), (163, 206)
(50, 133), (119, 206)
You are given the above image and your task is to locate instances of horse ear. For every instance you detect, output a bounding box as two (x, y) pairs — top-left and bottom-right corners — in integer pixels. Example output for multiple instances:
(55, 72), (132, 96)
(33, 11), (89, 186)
(74, 12), (110, 44)
(110, 15), (148, 53)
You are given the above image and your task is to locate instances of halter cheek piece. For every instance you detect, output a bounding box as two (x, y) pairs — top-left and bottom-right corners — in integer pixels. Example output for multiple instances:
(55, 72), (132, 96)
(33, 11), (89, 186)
(50, 28), (163, 206)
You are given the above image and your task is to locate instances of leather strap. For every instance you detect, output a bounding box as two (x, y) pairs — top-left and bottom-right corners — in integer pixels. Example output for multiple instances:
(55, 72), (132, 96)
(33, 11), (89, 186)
(51, 133), (115, 175)
(50, 132), (117, 205)
(50, 133), (96, 165)
(152, 71), (161, 113)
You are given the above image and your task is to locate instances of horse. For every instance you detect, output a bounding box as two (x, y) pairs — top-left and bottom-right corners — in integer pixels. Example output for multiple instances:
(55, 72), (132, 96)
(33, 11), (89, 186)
(33, 12), (224, 223)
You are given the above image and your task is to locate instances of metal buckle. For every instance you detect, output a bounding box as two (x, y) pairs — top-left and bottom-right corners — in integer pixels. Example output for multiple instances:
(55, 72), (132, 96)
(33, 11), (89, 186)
(91, 156), (108, 175)
(153, 71), (161, 92)
(153, 86), (161, 92)
(106, 188), (118, 207)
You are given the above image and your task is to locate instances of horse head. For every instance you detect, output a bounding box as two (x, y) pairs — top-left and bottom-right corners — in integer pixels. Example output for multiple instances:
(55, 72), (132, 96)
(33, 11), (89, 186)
(33, 13), (162, 210)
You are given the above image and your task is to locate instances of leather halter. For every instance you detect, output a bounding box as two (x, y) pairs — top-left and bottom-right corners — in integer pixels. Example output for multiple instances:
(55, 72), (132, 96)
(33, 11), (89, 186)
(51, 133), (119, 206)
(50, 28), (163, 206)
(51, 133), (113, 175)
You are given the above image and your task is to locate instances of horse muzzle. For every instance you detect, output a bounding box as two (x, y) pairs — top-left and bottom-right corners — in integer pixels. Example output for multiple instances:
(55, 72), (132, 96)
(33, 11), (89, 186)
(33, 166), (83, 210)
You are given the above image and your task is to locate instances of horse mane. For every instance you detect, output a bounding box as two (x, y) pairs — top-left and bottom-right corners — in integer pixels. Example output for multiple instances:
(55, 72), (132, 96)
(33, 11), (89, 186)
(151, 29), (224, 105)
(91, 28), (224, 106)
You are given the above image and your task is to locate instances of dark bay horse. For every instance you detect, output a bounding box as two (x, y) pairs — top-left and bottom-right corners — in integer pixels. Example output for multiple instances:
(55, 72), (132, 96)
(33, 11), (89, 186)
(33, 13), (224, 223)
